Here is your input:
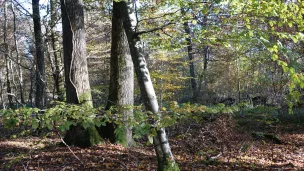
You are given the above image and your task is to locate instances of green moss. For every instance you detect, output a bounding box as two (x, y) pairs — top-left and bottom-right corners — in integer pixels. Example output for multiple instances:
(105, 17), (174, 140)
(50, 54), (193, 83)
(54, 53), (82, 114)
(163, 161), (179, 171)
(79, 91), (93, 106)
(157, 158), (180, 171)
(87, 126), (104, 146)
(64, 125), (103, 148)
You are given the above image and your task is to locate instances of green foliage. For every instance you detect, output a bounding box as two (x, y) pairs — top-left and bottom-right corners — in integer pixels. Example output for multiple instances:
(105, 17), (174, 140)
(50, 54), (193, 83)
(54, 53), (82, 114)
(0, 100), (240, 143)
(235, 106), (281, 131)
(1, 101), (106, 133)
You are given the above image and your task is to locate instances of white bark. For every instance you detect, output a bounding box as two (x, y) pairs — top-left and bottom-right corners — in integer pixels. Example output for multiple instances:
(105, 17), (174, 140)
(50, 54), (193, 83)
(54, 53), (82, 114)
(123, 0), (178, 170)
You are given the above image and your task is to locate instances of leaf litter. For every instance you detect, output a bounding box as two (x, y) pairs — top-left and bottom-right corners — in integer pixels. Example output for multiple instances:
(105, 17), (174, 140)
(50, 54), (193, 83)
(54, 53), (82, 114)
(0, 114), (303, 170)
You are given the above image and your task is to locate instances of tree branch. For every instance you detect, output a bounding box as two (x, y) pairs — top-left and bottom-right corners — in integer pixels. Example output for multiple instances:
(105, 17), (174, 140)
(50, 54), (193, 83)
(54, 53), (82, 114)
(135, 22), (175, 35)
(12, 0), (33, 17)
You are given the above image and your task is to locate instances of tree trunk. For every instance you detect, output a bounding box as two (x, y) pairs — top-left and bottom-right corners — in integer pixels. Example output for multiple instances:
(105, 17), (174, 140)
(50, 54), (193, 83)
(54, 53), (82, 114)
(3, 0), (14, 109)
(50, 0), (62, 101)
(122, 1), (179, 170)
(32, 0), (45, 108)
(0, 75), (3, 109)
(99, 0), (134, 146)
(198, 45), (209, 101)
(60, 0), (102, 147)
(182, 9), (197, 101)
(11, 2), (25, 104)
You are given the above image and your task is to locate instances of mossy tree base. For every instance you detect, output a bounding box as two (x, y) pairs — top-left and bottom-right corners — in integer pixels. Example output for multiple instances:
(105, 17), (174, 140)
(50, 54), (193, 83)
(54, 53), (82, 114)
(97, 122), (116, 143)
(64, 125), (103, 148)
(98, 123), (135, 147)
(157, 159), (180, 171)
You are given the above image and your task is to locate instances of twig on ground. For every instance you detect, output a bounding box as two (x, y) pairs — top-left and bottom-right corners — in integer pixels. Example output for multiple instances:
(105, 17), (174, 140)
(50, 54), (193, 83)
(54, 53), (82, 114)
(210, 152), (222, 160)
(56, 131), (84, 167)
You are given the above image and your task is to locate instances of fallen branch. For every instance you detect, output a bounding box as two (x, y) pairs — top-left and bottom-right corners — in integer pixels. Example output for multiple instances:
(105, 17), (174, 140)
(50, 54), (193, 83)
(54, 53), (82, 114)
(56, 131), (84, 167)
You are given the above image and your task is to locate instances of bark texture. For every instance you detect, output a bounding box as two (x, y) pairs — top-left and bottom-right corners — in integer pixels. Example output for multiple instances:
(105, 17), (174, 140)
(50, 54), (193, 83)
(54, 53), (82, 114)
(32, 0), (45, 108)
(50, 0), (62, 101)
(11, 3), (25, 104)
(182, 9), (197, 101)
(122, 1), (179, 170)
(60, 0), (102, 147)
(3, 1), (14, 109)
(100, 1), (134, 146)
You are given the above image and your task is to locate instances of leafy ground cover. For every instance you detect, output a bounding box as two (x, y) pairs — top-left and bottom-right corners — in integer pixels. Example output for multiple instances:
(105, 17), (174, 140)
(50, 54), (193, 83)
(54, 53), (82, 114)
(0, 111), (303, 170)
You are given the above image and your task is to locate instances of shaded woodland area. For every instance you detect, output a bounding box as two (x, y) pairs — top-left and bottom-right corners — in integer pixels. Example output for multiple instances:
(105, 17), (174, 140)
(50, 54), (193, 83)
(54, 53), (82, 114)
(0, 0), (303, 170)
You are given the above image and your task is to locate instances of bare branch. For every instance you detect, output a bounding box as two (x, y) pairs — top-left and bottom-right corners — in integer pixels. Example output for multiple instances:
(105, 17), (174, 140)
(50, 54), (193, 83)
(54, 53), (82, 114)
(56, 131), (85, 167)
(12, 0), (33, 17)
(136, 22), (175, 35)
(138, 9), (181, 24)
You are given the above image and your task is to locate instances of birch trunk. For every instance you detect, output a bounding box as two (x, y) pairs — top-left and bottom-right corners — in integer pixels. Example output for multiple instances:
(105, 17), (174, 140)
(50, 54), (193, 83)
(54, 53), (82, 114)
(3, 0), (14, 109)
(122, 1), (179, 170)
(60, 0), (102, 147)
(11, 2), (25, 104)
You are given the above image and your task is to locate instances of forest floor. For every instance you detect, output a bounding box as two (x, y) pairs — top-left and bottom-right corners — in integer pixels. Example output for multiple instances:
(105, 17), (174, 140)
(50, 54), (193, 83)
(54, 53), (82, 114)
(0, 108), (304, 170)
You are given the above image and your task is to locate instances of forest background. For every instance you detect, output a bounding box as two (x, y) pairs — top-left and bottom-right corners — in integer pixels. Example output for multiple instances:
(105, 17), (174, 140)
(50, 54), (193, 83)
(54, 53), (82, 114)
(0, 0), (303, 170)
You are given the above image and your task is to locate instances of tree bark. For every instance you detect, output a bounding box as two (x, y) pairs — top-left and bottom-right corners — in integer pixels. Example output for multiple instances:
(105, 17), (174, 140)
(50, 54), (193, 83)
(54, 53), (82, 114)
(60, 0), (102, 147)
(3, 0), (14, 109)
(32, 0), (45, 108)
(182, 9), (197, 101)
(122, 1), (179, 170)
(100, 0), (134, 146)
(11, 2), (25, 105)
(50, 0), (62, 101)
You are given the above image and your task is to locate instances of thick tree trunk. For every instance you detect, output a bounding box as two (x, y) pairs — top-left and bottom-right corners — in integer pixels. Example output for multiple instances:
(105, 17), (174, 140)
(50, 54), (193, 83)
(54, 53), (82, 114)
(122, 1), (179, 170)
(32, 0), (45, 108)
(60, 0), (102, 147)
(100, 1), (134, 146)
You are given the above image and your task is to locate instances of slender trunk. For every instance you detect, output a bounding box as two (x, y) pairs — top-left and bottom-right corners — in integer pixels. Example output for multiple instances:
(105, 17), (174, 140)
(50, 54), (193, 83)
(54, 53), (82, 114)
(10, 55), (20, 106)
(32, 0), (45, 108)
(101, 0), (134, 146)
(182, 9), (197, 101)
(236, 58), (241, 103)
(0, 75), (3, 109)
(11, 3), (25, 104)
(3, 0), (14, 109)
(122, 1), (179, 170)
(46, 38), (56, 99)
(198, 45), (209, 101)
(60, 0), (102, 147)
(28, 68), (34, 107)
(50, 0), (62, 100)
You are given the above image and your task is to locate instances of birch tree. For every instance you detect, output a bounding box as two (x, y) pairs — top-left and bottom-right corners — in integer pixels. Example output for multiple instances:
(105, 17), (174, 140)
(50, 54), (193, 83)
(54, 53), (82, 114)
(3, 0), (14, 109)
(11, 1), (25, 105)
(122, 0), (179, 170)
